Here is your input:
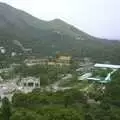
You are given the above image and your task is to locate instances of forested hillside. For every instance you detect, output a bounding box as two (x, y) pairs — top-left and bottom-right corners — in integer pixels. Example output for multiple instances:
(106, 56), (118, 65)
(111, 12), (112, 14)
(1, 76), (120, 120)
(0, 2), (120, 63)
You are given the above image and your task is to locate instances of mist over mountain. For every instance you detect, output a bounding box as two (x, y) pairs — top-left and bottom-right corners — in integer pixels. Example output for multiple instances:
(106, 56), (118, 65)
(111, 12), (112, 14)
(0, 2), (120, 63)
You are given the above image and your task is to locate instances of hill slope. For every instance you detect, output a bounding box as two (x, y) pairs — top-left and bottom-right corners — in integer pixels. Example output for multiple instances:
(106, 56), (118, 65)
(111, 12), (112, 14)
(0, 2), (120, 63)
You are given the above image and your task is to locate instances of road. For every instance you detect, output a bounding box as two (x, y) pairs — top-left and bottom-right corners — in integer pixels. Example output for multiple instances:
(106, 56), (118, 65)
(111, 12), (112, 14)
(46, 74), (72, 92)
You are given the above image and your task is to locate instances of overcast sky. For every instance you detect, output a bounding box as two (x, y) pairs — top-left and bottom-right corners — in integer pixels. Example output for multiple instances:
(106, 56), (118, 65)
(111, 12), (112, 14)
(1, 0), (120, 39)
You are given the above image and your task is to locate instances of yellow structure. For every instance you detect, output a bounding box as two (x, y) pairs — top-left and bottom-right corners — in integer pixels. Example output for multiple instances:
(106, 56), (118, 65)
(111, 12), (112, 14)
(56, 55), (72, 66)
(24, 55), (72, 66)
(48, 55), (72, 66)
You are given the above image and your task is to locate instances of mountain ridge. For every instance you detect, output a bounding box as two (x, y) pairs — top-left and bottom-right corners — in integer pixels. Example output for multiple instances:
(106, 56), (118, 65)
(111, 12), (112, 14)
(0, 2), (120, 63)
(0, 2), (108, 40)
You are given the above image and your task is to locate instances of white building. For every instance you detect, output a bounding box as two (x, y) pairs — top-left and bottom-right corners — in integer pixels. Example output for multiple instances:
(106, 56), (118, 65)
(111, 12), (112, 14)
(0, 82), (18, 101)
(62, 74), (72, 80)
(20, 77), (40, 93)
(78, 73), (92, 81)
(94, 63), (120, 69)
(0, 47), (6, 54)
(87, 63), (119, 83)
(11, 52), (16, 57)
(0, 76), (3, 82)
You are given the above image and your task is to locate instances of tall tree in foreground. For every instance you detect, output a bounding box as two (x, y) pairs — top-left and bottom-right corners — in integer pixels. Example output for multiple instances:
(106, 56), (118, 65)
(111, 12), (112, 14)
(1, 97), (11, 120)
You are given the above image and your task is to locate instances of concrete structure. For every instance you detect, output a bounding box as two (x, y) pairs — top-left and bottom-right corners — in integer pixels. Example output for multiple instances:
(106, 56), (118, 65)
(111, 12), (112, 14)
(0, 68), (13, 74)
(94, 63), (120, 69)
(87, 77), (101, 81)
(0, 82), (18, 101)
(56, 55), (71, 65)
(0, 76), (3, 82)
(0, 47), (6, 54)
(11, 52), (16, 57)
(20, 77), (40, 93)
(62, 74), (72, 80)
(78, 73), (92, 81)
(76, 63), (94, 73)
(57, 56), (71, 61)
(87, 64), (118, 83)
(47, 62), (70, 66)
(24, 58), (48, 66)
(24, 55), (72, 67)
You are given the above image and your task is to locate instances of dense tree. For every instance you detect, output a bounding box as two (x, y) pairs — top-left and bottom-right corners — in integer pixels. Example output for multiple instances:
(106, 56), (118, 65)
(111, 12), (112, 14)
(1, 97), (11, 120)
(37, 107), (84, 120)
(10, 109), (45, 120)
(64, 94), (72, 108)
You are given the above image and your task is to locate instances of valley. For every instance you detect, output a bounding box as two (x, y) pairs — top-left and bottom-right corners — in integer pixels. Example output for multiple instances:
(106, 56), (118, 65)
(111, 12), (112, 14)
(0, 2), (120, 120)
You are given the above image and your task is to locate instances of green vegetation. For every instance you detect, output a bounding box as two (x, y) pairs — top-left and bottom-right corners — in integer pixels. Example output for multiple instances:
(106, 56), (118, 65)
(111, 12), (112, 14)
(1, 97), (11, 120)
(0, 77), (120, 120)
(92, 68), (112, 78)
(0, 3), (120, 64)
(5, 89), (86, 120)
(0, 75), (120, 120)
(14, 64), (71, 86)
(0, 3), (120, 120)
